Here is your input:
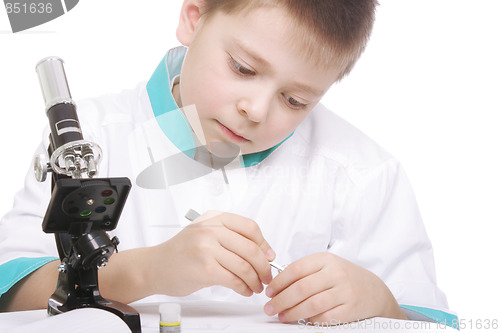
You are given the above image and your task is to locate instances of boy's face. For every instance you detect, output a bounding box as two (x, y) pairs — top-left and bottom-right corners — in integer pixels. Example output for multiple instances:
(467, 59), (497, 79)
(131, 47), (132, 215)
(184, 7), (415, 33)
(176, 4), (341, 155)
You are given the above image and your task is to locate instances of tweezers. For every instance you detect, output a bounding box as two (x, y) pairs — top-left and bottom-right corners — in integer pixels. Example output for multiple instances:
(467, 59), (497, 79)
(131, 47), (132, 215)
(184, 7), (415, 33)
(269, 261), (286, 273)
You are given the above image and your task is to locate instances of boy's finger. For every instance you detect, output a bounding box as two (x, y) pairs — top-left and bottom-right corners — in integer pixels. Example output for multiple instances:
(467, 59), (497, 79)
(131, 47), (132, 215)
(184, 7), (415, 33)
(218, 227), (273, 285)
(277, 288), (341, 323)
(264, 269), (332, 316)
(215, 246), (264, 294)
(211, 263), (254, 297)
(219, 213), (276, 261)
(265, 256), (322, 298)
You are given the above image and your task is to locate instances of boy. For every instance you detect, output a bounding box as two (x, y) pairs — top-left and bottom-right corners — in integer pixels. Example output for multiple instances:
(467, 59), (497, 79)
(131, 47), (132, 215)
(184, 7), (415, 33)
(0, 0), (456, 326)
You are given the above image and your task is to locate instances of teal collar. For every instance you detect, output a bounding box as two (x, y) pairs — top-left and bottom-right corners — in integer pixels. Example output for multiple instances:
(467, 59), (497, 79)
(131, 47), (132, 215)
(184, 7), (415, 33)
(146, 47), (290, 168)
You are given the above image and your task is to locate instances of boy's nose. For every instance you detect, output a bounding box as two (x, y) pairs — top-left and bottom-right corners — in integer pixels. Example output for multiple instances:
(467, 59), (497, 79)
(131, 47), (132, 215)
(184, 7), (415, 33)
(237, 89), (273, 123)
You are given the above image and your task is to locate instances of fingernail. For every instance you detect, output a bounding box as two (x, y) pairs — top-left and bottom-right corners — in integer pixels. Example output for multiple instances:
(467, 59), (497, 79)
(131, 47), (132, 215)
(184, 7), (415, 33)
(264, 303), (274, 316)
(267, 248), (276, 260)
(265, 286), (274, 298)
(256, 284), (264, 294)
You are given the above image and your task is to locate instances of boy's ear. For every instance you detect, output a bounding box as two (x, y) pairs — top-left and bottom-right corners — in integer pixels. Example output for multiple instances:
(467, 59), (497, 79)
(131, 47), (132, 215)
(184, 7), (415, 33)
(176, 0), (205, 46)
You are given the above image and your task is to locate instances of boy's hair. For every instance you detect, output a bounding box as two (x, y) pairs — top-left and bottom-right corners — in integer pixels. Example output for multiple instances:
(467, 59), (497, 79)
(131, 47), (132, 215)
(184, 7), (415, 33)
(201, 0), (379, 80)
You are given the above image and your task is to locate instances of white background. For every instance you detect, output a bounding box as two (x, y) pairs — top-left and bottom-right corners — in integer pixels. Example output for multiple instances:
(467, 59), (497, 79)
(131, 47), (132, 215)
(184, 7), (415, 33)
(1, 0), (499, 326)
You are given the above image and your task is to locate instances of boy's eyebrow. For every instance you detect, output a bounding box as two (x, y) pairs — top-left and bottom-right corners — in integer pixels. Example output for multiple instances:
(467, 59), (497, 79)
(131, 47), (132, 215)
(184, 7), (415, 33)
(232, 38), (325, 97)
(291, 80), (325, 97)
(232, 38), (270, 68)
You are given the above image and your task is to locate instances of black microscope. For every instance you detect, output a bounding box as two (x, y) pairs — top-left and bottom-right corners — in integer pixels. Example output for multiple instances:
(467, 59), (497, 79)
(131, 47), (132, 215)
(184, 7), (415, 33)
(33, 57), (141, 332)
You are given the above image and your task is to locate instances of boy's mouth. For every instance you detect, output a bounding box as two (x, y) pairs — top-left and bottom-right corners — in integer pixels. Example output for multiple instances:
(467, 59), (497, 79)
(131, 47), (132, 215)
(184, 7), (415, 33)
(217, 121), (250, 143)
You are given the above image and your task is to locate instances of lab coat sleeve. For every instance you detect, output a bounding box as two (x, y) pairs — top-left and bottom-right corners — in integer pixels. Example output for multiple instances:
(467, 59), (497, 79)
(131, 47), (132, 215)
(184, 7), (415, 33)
(328, 157), (458, 328)
(0, 135), (59, 298)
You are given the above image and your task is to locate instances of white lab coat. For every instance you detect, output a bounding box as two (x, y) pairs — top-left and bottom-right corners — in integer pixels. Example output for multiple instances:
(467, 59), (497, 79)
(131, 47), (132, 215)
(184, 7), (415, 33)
(0, 48), (453, 323)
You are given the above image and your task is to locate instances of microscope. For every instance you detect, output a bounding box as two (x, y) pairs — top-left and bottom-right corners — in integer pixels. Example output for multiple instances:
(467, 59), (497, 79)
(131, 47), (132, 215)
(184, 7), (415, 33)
(33, 57), (141, 332)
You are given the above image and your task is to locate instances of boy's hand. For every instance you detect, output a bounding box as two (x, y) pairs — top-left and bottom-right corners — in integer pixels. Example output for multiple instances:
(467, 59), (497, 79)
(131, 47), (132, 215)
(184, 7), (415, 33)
(148, 211), (275, 297)
(264, 252), (407, 324)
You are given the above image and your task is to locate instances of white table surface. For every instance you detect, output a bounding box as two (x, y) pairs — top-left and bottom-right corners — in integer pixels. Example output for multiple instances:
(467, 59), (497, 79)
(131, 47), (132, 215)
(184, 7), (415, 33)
(0, 300), (451, 332)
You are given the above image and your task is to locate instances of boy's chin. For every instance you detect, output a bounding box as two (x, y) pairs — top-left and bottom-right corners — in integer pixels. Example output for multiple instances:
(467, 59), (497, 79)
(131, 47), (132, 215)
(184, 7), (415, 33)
(207, 141), (241, 158)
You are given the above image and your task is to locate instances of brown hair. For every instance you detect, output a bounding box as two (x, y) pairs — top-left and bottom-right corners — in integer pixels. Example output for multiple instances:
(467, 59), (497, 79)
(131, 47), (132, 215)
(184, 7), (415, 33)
(201, 0), (378, 80)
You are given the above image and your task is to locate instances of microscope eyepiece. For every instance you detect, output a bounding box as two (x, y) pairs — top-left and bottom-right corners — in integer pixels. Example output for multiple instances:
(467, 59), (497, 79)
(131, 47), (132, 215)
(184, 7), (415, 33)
(35, 57), (101, 179)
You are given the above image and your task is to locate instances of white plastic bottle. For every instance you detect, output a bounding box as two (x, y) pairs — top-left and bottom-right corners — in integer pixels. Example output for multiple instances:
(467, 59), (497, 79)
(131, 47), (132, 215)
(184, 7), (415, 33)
(159, 303), (181, 332)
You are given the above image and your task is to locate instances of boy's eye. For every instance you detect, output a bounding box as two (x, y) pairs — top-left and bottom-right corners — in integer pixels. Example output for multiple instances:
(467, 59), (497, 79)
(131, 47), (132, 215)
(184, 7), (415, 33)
(283, 93), (307, 109)
(228, 56), (255, 76)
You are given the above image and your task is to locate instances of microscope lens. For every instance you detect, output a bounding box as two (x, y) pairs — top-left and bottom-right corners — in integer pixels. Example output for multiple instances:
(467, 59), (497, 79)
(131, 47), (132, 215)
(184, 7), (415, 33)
(80, 210), (92, 217)
(95, 206), (106, 213)
(103, 198), (115, 205)
(101, 190), (113, 197)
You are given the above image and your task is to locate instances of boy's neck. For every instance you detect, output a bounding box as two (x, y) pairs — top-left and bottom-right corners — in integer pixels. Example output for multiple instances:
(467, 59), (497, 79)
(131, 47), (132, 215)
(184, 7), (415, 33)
(171, 76), (183, 108)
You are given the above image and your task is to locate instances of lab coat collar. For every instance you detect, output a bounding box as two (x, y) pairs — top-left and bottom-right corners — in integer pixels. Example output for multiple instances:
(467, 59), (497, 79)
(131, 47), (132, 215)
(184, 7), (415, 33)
(146, 46), (289, 168)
